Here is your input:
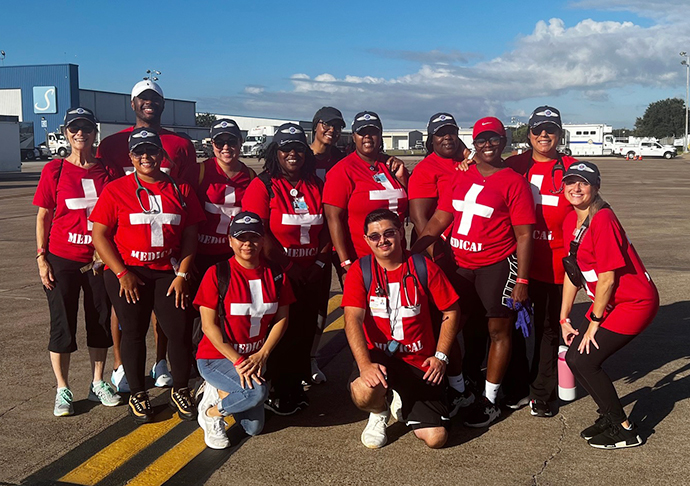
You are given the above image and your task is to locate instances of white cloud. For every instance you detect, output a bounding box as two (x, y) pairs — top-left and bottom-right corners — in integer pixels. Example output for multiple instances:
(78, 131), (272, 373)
(244, 86), (264, 95)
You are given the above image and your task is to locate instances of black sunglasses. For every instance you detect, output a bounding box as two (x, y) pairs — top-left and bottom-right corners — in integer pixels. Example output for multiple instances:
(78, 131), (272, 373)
(278, 143), (306, 153)
(131, 146), (161, 157)
(366, 228), (398, 242)
(213, 137), (238, 149)
(474, 136), (503, 147)
(67, 124), (95, 134)
(530, 125), (560, 136)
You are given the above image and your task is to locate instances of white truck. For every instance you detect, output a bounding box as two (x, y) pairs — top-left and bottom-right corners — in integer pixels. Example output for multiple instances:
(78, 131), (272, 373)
(241, 125), (278, 158)
(47, 132), (71, 157)
(615, 140), (677, 159)
(561, 124), (615, 156)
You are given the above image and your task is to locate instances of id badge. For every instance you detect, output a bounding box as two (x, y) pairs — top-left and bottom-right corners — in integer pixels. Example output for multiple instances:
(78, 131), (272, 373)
(373, 173), (389, 185)
(369, 296), (388, 312)
(292, 197), (309, 214)
(385, 339), (400, 357)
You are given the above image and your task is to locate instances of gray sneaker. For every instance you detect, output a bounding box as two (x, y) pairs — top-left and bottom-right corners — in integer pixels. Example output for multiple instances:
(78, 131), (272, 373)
(54, 387), (74, 417)
(89, 381), (122, 407)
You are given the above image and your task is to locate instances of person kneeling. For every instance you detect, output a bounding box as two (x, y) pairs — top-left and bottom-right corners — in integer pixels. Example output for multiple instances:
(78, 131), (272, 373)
(343, 209), (460, 449)
(194, 212), (295, 449)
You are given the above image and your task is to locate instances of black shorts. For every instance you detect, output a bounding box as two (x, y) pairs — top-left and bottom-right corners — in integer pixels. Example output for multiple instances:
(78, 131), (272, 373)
(455, 254), (518, 319)
(349, 350), (450, 430)
(45, 253), (112, 353)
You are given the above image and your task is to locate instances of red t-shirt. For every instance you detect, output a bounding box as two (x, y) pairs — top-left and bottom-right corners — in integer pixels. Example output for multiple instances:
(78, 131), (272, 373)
(193, 158), (253, 255)
(33, 159), (120, 263)
(314, 146), (345, 182)
(437, 165), (536, 269)
(194, 256), (296, 360)
(96, 127), (197, 184)
(242, 174), (325, 268)
(506, 151), (577, 283)
(89, 174), (205, 270)
(341, 254), (458, 372)
(323, 152), (408, 258)
(563, 208), (658, 334)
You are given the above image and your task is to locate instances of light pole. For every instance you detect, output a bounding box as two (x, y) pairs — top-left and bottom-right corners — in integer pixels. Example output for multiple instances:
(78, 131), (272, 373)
(680, 52), (689, 153)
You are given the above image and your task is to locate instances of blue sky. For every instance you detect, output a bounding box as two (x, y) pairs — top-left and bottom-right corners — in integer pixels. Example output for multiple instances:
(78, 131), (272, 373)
(3, 0), (689, 130)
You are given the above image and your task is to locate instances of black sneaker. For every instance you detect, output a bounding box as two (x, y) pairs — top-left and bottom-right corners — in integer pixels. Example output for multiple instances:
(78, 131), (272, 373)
(503, 393), (530, 410)
(265, 394), (302, 416)
(169, 387), (197, 421)
(588, 422), (642, 449)
(448, 387), (475, 418)
(129, 391), (154, 425)
(529, 399), (553, 417)
(293, 389), (310, 409)
(463, 396), (501, 428)
(581, 414), (612, 440)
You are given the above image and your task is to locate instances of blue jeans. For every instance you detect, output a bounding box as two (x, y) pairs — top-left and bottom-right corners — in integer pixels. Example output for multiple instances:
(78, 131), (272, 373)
(197, 358), (268, 436)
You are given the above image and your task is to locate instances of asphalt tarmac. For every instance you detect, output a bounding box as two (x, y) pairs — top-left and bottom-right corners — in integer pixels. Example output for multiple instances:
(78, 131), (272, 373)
(0, 155), (688, 486)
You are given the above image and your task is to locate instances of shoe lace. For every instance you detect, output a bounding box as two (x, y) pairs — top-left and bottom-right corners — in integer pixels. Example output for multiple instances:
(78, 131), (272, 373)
(132, 392), (151, 411)
(94, 382), (114, 398)
(174, 389), (193, 410)
(212, 418), (226, 436)
(56, 388), (73, 404)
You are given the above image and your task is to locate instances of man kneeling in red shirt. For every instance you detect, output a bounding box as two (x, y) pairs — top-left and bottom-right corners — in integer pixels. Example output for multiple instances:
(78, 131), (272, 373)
(343, 209), (460, 449)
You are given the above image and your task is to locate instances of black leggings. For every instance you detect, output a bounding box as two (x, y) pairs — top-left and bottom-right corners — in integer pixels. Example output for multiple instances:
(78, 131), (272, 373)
(104, 267), (192, 394)
(565, 323), (636, 424)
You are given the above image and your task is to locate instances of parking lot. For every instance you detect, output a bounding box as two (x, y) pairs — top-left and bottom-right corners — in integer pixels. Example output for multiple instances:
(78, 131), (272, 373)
(1, 155), (689, 486)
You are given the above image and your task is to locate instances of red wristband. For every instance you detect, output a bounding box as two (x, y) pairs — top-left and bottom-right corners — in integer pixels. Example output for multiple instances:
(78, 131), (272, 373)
(516, 278), (529, 285)
(340, 259), (352, 268)
(559, 318), (571, 325)
(116, 269), (129, 279)
(234, 355), (246, 367)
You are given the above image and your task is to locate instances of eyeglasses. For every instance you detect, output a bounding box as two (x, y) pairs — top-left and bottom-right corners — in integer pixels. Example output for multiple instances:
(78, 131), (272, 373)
(278, 144), (306, 154)
(365, 228), (398, 242)
(320, 120), (343, 132)
(530, 125), (560, 136)
(131, 146), (161, 158)
(67, 124), (95, 134)
(473, 136), (503, 147)
(213, 137), (238, 149)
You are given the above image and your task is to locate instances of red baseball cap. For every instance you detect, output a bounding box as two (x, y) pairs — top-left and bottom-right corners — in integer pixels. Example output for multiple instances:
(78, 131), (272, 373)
(473, 117), (506, 139)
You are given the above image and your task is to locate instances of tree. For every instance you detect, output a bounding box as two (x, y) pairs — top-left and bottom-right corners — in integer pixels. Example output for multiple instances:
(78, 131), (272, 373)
(634, 98), (686, 138)
(196, 113), (217, 127)
(510, 125), (530, 144)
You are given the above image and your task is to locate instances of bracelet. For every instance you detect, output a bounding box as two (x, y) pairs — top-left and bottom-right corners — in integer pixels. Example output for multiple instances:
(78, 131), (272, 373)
(434, 351), (449, 365)
(116, 269), (129, 279)
(340, 259), (352, 268)
(37, 248), (46, 258)
(284, 261), (294, 272)
(315, 260), (326, 269)
(559, 318), (571, 325)
(234, 355), (246, 367)
(516, 278), (529, 285)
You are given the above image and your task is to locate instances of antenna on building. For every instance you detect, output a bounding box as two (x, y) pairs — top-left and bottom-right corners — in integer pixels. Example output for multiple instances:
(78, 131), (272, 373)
(144, 69), (162, 81)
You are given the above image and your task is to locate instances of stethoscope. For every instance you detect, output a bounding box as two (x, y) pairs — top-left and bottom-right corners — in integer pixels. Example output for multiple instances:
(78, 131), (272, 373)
(548, 154), (566, 194)
(134, 171), (186, 214)
(373, 257), (419, 309)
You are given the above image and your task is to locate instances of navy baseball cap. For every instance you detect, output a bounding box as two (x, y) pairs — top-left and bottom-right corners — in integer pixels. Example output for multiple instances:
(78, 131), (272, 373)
(563, 161), (601, 187)
(427, 112), (458, 136)
(313, 107), (345, 129)
(229, 211), (265, 238)
(529, 106), (562, 130)
(352, 111), (383, 134)
(210, 119), (242, 141)
(128, 127), (163, 152)
(64, 107), (97, 127)
(274, 123), (308, 148)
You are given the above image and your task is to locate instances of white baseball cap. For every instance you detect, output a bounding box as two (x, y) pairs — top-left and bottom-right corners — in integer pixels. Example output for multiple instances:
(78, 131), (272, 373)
(131, 80), (164, 100)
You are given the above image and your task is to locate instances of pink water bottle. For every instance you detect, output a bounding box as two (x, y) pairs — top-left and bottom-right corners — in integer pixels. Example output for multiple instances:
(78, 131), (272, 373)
(558, 345), (577, 401)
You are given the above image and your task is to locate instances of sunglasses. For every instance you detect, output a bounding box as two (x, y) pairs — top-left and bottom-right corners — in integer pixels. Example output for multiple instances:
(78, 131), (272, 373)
(213, 137), (238, 149)
(365, 228), (398, 242)
(320, 120), (344, 132)
(67, 124), (95, 134)
(473, 136), (503, 147)
(131, 146), (161, 158)
(279, 143), (306, 153)
(530, 125), (560, 136)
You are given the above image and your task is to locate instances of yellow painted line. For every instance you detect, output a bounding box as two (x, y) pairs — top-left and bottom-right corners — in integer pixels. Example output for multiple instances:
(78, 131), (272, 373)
(327, 294), (342, 314)
(324, 315), (345, 333)
(127, 416), (236, 486)
(59, 410), (182, 486)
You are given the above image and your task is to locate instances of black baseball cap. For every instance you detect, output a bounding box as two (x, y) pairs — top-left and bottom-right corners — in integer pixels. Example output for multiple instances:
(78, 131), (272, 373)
(128, 127), (163, 152)
(427, 112), (458, 136)
(529, 105), (562, 130)
(563, 161), (601, 186)
(274, 123), (308, 148)
(229, 211), (265, 238)
(352, 111), (383, 134)
(313, 107), (345, 129)
(210, 118), (242, 140)
(64, 107), (97, 127)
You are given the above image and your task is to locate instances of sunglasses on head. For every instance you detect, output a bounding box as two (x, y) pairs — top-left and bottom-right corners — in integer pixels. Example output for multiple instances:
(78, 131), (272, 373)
(213, 137), (238, 149)
(365, 228), (398, 242)
(473, 136), (503, 147)
(530, 124), (560, 136)
(278, 143), (306, 153)
(131, 146), (161, 158)
(67, 124), (95, 134)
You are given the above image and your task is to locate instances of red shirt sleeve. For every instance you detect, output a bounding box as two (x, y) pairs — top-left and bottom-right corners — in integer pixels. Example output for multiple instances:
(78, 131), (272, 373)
(180, 183), (206, 227)
(408, 159), (438, 200)
(425, 259), (459, 311)
(32, 160), (61, 209)
(507, 175), (536, 226)
(437, 171), (459, 213)
(590, 209), (627, 273)
(341, 260), (367, 309)
(193, 264), (219, 310)
(89, 184), (118, 228)
(242, 178), (271, 220)
(322, 163), (355, 210)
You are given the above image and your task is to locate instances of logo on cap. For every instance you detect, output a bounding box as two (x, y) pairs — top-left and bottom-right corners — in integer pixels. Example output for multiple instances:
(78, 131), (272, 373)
(140, 130), (149, 138)
(576, 163), (595, 173)
(76, 108), (85, 115)
(536, 110), (558, 118)
(221, 121), (228, 128)
(239, 216), (259, 224)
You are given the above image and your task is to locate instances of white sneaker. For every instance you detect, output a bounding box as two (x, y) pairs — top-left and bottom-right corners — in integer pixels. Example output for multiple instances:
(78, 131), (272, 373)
(197, 381), (229, 450)
(54, 387), (74, 417)
(151, 359), (173, 388)
(390, 390), (403, 423)
(310, 357), (327, 384)
(110, 365), (130, 393)
(89, 381), (122, 407)
(361, 411), (389, 449)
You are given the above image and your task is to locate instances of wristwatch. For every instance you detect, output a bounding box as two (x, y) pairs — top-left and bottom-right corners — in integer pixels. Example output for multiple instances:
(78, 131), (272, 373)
(434, 351), (449, 365)
(175, 271), (190, 281)
(589, 311), (603, 322)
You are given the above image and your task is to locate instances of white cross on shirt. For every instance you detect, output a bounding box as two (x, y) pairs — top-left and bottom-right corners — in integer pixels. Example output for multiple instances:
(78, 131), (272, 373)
(452, 184), (494, 236)
(369, 282), (421, 341)
(129, 195), (182, 247)
(530, 174), (559, 208)
(205, 186), (239, 234)
(230, 279), (279, 338)
(281, 213), (324, 244)
(369, 175), (406, 212)
(65, 179), (99, 230)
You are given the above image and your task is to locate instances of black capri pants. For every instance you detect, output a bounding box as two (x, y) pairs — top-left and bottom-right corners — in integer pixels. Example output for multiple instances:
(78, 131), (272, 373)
(45, 253), (112, 353)
(104, 266), (192, 394)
